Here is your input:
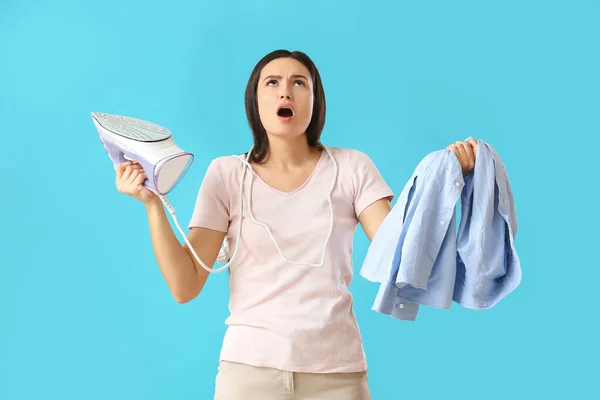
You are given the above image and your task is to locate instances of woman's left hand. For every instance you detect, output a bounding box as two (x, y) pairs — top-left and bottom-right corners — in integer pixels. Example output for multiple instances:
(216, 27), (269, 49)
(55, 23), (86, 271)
(447, 139), (478, 177)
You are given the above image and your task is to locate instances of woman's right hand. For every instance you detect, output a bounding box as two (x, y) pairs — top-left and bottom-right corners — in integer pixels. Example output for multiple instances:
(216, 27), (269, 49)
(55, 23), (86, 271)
(115, 161), (157, 205)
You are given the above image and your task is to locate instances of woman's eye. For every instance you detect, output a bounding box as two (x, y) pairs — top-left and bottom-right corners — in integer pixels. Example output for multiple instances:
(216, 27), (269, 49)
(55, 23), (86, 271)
(266, 79), (305, 86)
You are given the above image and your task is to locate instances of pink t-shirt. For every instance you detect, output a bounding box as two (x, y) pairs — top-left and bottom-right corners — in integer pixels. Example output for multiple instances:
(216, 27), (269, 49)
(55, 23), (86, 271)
(188, 147), (394, 373)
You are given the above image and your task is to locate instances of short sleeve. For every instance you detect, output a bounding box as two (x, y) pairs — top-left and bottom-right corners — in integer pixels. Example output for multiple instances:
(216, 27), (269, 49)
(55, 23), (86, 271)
(351, 149), (395, 217)
(188, 159), (230, 232)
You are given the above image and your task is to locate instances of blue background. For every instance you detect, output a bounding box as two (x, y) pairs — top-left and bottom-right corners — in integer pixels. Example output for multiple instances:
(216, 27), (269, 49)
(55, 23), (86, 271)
(1, 0), (598, 399)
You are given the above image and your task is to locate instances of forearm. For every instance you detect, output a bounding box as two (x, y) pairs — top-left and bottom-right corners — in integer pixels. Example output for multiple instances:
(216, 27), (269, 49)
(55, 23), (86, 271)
(145, 198), (198, 302)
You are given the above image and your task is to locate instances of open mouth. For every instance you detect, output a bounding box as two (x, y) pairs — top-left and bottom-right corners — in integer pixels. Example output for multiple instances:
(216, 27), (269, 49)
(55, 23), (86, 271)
(277, 107), (294, 118)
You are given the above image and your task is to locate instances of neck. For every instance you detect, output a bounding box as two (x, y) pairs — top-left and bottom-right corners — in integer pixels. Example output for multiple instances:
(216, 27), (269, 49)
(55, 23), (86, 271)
(260, 134), (320, 168)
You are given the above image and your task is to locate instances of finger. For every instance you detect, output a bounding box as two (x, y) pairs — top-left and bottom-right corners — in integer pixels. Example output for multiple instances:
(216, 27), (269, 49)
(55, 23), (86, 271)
(468, 139), (478, 156)
(116, 161), (133, 176)
(122, 165), (135, 182)
(447, 143), (458, 153)
(126, 169), (140, 185)
(135, 173), (147, 186)
(457, 141), (474, 162)
(458, 142), (475, 171)
(130, 167), (147, 182)
(447, 144), (460, 161)
(453, 141), (468, 162)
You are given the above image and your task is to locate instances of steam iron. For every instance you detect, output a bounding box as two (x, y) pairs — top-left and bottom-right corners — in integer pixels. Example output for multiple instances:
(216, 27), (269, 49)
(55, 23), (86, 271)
(91, 112), (194, 195)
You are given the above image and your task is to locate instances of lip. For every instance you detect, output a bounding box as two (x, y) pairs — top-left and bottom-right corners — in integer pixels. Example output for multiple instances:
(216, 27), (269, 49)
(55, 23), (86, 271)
(277, 103), (295, 122)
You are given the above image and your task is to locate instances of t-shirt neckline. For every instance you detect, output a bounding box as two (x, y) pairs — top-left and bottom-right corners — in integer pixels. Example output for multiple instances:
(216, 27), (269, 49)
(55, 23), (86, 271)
(250, 148), (327, 196)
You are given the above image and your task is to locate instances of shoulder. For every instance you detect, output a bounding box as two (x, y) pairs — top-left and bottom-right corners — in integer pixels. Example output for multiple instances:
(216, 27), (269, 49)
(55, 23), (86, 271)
(325, 146), (377, 166)
(325, 147), (383, 181)
(204, 154), (246, 175)
(325, 146), (387, 187)
(197, 155), (247, 194)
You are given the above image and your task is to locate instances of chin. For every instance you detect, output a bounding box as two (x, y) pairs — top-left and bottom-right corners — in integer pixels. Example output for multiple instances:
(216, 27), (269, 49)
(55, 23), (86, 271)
(266, 124), (309, 139)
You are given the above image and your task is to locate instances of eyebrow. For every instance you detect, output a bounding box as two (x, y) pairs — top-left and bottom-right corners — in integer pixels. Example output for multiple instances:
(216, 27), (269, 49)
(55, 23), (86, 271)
(263, 74), (309, 82)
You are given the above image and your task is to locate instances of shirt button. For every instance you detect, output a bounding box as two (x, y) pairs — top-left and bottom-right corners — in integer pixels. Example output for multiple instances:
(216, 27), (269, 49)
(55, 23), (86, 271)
(455, 181), (461, 187)
(440, 220), (446, 225)
(398, 304), (405, 309)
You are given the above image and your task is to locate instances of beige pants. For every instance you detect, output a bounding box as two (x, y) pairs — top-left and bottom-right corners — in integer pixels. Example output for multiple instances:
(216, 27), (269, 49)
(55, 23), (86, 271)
(214, 361), (371, 400)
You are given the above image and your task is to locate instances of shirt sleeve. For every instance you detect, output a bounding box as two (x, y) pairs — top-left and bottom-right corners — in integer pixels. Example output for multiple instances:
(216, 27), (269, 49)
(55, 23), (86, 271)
(188, 159), (230, 232)
(351, 149), (395, 218)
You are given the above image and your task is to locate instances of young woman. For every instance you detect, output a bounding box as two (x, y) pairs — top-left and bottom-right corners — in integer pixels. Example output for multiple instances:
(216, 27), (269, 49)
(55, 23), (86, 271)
(114, 49), (477, 399)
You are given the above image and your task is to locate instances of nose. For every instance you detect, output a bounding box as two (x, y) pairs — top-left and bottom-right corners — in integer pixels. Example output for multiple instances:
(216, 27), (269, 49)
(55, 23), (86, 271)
(279, 82), (292, 100)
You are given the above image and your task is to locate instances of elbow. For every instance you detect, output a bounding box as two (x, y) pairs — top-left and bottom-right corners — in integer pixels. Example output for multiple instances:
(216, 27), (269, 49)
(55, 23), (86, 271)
(172, 285), (202, 304)
(173, 292), (195, 304)
(171, 285), (196, 304)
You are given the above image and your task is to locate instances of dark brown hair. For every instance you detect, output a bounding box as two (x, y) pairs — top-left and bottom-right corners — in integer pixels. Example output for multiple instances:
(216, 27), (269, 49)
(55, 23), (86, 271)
(244, 50), (326, 163)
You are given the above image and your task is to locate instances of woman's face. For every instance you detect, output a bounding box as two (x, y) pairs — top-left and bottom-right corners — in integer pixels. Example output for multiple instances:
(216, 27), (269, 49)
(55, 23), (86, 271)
(256, 57), (314, 139)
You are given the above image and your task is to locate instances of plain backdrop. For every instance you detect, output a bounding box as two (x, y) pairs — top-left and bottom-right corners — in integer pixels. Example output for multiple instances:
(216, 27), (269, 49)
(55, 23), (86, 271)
(1, 1), (598, 399)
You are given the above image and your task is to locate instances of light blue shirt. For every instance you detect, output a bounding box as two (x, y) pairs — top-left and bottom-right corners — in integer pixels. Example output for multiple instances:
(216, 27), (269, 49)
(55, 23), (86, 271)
(360, 138), (522, 321)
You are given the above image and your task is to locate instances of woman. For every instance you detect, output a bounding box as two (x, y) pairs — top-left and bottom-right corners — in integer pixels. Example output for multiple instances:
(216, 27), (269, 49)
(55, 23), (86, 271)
(115, 49), (477, 399)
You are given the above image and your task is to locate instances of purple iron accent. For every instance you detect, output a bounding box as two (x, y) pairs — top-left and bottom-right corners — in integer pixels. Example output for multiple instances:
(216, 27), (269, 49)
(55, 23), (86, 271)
(98, 131), (159, 193)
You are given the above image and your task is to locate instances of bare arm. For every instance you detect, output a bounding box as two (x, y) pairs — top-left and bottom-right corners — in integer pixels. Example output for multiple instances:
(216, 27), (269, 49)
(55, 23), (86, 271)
(358, 198), (392, 241)
(145, 198), (226, 303)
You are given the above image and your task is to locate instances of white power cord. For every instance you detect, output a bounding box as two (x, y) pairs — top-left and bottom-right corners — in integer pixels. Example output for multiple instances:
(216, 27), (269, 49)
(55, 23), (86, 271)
(160, 146), (338, 273)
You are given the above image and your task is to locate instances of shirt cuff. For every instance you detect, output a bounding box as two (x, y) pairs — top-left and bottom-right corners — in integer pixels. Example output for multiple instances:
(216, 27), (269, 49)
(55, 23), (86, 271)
(371, 281), (419, 321)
